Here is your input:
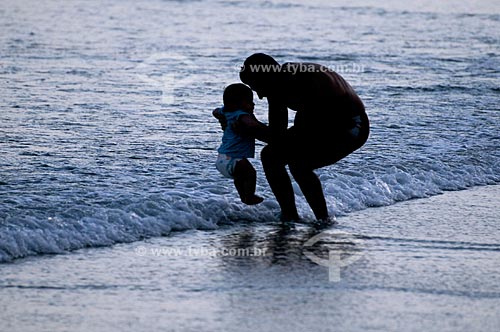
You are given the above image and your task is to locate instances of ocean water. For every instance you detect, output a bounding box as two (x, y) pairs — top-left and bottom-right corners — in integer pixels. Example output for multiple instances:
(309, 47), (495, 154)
(1, 0), (499, 263)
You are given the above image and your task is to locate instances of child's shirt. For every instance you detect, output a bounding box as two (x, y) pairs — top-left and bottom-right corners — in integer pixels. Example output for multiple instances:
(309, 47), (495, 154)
(217, 107), (255, 158)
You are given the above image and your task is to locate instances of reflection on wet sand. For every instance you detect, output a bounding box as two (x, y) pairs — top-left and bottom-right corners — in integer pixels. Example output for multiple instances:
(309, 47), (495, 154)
(216, 221), (365, 283)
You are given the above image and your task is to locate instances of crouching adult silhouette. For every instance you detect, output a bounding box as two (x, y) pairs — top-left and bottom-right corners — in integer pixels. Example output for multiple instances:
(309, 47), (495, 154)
(240, 53), (369, 221)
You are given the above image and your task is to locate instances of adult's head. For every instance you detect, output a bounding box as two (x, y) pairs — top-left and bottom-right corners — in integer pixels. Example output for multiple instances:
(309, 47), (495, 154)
(223, 83), (254, 113)
(239, 53), (281, 99)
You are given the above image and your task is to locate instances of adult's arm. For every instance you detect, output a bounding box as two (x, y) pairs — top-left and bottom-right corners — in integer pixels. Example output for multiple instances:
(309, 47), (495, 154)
(267, 97), (288, 140)
(237, 114), (270, 143)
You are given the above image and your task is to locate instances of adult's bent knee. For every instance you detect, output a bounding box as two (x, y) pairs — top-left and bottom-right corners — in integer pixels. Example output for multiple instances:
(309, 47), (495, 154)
(261, 145), (279, 165)
(261, 144), (288, 171)
(261, 145), (271, 161)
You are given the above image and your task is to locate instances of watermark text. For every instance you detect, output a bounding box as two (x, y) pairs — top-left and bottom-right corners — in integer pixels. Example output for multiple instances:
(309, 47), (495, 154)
(135, 245), (268, 258)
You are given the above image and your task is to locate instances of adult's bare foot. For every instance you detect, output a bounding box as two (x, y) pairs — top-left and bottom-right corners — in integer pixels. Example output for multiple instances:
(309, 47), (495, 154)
(242, 195), (264, 205)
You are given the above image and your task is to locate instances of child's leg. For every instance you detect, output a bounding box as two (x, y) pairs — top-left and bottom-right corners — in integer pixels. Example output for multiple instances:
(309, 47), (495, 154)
(233, 159), (263, 205)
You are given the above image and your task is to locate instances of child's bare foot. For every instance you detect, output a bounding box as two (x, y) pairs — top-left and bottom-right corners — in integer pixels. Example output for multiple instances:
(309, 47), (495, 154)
(242, 195), (264, 205)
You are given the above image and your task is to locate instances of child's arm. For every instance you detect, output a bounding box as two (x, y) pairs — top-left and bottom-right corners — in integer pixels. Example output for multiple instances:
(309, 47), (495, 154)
(236, 114), (270, 143)
(212, 107), (227, 131)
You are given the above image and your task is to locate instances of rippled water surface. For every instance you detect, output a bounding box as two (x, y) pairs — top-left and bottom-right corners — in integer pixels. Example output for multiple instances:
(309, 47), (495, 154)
(0, 0), (499, 261)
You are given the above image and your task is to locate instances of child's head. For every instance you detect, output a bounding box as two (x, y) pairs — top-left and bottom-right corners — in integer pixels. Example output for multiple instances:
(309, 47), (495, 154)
(223, 83), (254, 113)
